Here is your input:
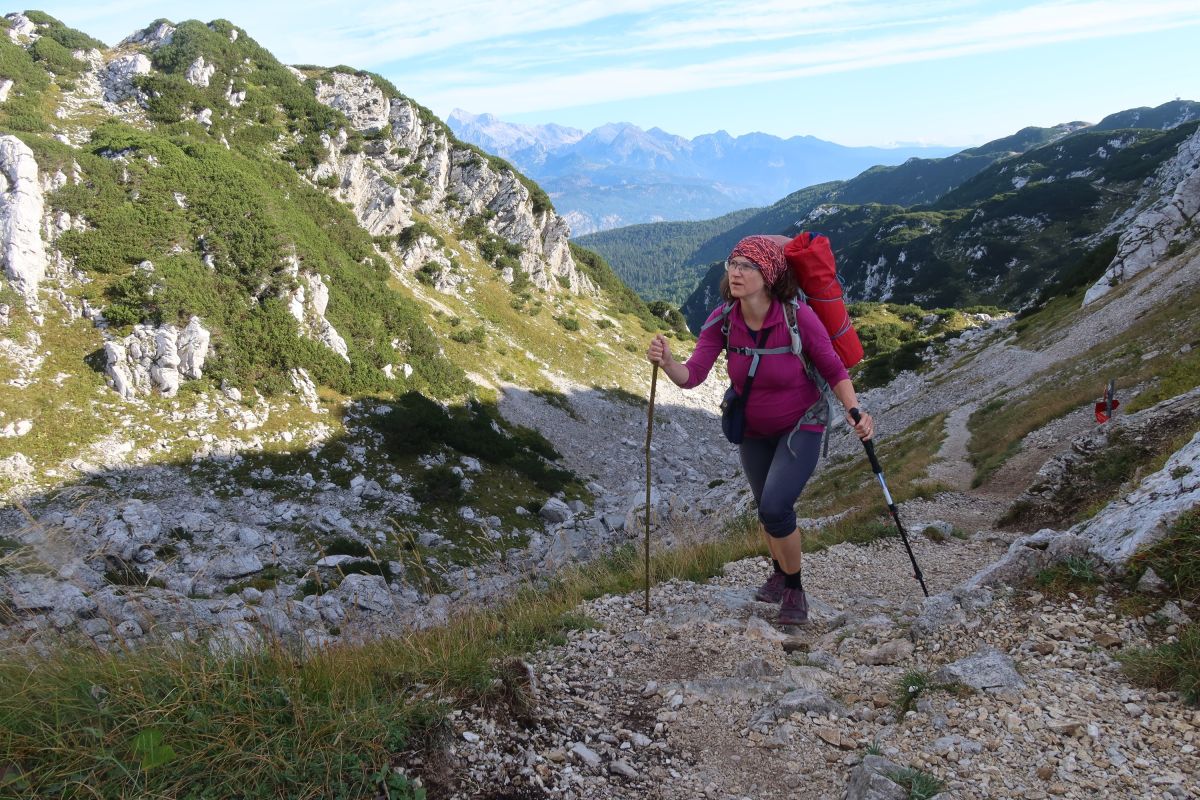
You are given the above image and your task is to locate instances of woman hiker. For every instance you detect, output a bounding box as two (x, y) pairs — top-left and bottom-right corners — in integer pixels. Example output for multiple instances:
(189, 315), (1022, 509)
(645, 235), (873, 625)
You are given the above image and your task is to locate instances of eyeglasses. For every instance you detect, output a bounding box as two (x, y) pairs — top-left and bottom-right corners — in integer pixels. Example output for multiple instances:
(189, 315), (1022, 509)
(725, 259), (760, 274)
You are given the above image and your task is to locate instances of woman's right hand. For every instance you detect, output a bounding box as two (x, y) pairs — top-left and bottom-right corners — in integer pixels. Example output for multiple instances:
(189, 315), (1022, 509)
(647, 334), (672, 366)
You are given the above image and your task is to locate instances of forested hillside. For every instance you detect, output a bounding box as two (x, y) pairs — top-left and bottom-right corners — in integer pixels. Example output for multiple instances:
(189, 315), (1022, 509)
(573, 207), (759, 304)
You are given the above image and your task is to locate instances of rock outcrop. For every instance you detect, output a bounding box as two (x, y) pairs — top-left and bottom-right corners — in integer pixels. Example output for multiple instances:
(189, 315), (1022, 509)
(100, 53), (152, 103)
(1085, 125), (1200, 304)
(4, 13), (37, 41)
(118, 21), (175, 49)
(1072, 430), (1200, 565)
(282, 258), (350, 362)
(309, 71), (594, 295)
(104, 316), (211, 398)
(0, 135), (47, 304)
(184, 56), (216, 88)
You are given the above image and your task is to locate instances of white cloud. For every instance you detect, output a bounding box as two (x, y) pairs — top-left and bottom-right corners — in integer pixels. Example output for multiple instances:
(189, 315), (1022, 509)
(401, 0), (1200, 115)
(28, 0), (1200, 122)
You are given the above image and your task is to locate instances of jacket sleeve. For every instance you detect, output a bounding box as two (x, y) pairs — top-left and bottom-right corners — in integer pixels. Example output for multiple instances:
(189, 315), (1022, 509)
(680, 307), (727, 389)
(795, 302), (849, 387)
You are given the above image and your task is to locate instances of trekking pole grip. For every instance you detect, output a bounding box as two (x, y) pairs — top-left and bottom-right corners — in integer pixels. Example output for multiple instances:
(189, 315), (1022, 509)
(849, 408), (883, 475)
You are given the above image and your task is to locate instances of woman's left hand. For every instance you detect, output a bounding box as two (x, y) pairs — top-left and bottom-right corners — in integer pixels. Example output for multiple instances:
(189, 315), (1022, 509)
(846, 410), (873, 440)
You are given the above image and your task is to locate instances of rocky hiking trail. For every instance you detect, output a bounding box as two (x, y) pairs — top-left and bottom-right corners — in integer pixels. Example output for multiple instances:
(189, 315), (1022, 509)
(426, 524), (1198, 799)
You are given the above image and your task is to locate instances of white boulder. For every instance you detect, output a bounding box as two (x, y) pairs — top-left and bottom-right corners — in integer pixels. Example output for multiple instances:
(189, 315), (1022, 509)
(0, 135), (47, 303)
(5, 14), (37, 41)
(105, 318), (212, 398)
(184, 56), (216, 88)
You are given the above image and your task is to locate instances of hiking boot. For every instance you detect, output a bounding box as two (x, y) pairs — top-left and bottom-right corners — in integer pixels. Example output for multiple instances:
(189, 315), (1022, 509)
(754, 571), (785, 603)
(778, 587), (809, 626)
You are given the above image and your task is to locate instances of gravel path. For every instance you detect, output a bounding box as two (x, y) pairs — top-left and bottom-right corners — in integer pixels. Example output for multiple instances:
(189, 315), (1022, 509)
(926, 404), (976, 492)
(425, 527), (1198, 799)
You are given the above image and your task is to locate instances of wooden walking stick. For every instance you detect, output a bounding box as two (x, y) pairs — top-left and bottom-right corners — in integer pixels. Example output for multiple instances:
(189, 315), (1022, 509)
(644, 363), (659, 614)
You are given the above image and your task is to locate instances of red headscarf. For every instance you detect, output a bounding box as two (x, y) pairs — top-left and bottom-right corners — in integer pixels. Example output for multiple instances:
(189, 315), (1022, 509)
(729, 235), (787, 288)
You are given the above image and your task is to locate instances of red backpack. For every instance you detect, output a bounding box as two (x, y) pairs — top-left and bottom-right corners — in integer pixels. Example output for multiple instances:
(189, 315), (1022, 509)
(783, 232), (864, 368)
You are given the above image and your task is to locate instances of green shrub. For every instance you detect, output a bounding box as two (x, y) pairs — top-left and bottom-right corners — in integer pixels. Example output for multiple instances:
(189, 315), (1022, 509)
(373, 394), (576, 495)
(324, 536), (371, 558)
(893, 669), (930, 716)
(885, 766), (946, 800)
(413, 464), (465, 505)
(397, 220), (443, 249)
(415, 262), (441, 285)
(1128, 506), (1200, 604)
(0, 37), (52, 132)
(449, 325), (486, 345)
(29, 35), (86, 78)
(1120, 625), (1200, 704)
(1035, 555), (1102, 598)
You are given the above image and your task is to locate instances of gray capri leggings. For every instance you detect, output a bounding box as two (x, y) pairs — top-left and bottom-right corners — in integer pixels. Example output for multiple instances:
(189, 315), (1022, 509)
(738, 430), (823, 537)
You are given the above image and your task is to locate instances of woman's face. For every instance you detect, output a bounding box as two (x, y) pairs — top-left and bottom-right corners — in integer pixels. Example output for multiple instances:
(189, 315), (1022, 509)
(726, 256), (767, 300)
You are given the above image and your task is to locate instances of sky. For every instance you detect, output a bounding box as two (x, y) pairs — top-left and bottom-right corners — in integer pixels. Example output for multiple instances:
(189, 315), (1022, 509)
(20, 1), (1200, 147)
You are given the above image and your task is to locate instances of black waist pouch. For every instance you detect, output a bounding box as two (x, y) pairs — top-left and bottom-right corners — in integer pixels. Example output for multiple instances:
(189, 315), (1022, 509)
(719, 327), (768, 445)
(720, 385), (745, 444)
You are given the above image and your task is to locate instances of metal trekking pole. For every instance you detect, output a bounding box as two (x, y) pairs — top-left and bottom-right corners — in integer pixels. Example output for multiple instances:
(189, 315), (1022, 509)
(643, 364), (659, 614)
(849, 409), (929, 597)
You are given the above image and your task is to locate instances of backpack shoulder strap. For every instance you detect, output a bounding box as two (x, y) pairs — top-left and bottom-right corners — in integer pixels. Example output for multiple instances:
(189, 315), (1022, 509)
(782, 298), (803, 357)
(698, 302), (735, 338)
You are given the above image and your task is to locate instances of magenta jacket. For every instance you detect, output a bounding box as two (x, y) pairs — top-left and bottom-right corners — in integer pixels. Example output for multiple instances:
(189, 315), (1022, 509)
(682, 298), (850, 438)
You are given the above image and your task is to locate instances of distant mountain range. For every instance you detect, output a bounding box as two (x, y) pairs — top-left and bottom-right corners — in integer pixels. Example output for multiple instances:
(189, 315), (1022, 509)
(569, 100), (1200, 327)
(446, 110), (960, 234)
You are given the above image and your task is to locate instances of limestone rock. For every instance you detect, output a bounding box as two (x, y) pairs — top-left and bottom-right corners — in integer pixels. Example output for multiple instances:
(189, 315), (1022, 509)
(7, 575), (97, 615)
(5, 14), (37, 41)
(846, 755), (908, 800)
(1072, 430), (1200, 565)
(911, 592), (969, 639)
(101, 54), (152, 103)
(208, 552), (263, 580)
(861, 638), (915, 665)
(0, 135), (47, 302)
(934, 647), (1025, 692)
(119, 21), (175, 49)
(0, 452), (33, 481)
(290, 368), (321, 412)
(282, 259), (349, 362)
(305, 73), (593, 296)
(336, 573), (393, 613)
(766, 687), (846, 720)
(184, 56), (216, 88)
(176, 316), (211, 379)
(569, 742), (601, 769)
(539, 498), (573, 523)
(105, 318), (211, 397)
(1136, 567), (1169, 594)
(313, 72), (390, 133)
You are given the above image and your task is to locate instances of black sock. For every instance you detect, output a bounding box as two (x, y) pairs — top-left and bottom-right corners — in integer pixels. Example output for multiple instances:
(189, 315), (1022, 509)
(772, 559), (782, 574)
(783, 570), (803, 590)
